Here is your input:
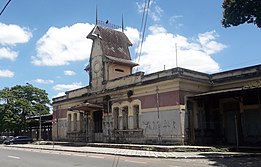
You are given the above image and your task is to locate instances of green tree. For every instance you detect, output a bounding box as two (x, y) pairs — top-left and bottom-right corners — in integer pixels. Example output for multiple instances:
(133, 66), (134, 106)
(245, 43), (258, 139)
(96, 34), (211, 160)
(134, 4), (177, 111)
(0, 85), (50, 135)
(222, 0), (261, 28)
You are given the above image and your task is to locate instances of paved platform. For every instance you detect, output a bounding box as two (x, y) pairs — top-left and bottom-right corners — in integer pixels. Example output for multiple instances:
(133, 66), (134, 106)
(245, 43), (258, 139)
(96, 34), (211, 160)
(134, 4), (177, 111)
(3, 143), (261, 159)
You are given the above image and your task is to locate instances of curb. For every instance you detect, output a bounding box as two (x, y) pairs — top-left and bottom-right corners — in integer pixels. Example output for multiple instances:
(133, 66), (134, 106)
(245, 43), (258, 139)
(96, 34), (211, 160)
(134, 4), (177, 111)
(4, 145), (261, 159)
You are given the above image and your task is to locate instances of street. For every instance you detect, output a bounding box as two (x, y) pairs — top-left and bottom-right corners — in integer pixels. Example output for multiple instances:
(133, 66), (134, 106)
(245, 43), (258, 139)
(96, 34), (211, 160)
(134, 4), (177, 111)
(1, 146), (261, 167)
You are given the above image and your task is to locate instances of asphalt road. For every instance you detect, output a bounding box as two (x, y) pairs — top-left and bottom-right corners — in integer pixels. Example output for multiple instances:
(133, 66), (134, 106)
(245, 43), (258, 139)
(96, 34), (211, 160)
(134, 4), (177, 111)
(1, 146), (261, 167)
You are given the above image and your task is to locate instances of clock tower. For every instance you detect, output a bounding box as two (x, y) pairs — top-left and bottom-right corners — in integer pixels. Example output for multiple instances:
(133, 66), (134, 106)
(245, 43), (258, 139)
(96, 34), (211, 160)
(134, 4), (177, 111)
(85, 22), (138, 92)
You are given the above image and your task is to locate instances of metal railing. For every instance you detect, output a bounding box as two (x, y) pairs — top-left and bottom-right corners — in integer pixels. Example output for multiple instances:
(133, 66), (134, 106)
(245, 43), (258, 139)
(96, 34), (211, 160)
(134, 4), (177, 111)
(97, 19), (122, 30)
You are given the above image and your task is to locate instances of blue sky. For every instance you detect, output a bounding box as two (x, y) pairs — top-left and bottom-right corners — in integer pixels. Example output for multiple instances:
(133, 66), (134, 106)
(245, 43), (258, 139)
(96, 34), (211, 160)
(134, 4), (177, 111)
(0, 0), (260, 101)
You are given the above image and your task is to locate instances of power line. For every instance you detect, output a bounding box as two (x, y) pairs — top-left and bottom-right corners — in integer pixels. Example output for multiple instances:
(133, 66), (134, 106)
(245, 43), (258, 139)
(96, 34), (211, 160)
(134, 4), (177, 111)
(135, 0), (151, 71)
(0, 0), (12, 16)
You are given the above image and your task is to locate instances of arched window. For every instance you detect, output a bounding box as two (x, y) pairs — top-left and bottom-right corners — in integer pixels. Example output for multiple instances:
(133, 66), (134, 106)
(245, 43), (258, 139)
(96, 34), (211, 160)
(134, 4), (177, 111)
(122, 106), (128, 130)
(113, 107), (119, 129)
(133, 105), (139, 129)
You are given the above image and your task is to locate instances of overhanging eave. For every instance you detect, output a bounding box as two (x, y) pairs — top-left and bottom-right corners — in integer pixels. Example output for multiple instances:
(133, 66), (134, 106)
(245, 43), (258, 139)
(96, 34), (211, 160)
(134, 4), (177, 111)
(69, 103), (103, 111)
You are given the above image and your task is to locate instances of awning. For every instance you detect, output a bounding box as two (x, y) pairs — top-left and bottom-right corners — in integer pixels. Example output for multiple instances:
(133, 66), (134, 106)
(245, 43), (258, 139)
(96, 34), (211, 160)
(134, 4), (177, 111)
(69, 103), (103, 111)
(188, 87), (243, 98)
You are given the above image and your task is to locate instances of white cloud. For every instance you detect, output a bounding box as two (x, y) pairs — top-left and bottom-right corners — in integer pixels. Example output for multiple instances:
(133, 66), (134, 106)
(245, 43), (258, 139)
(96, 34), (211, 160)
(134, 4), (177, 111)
(53, 82), (83, 91)
(64, 70), (76, 76)
(198, 31), (227, 55)
(32, 23), (94, 66)
(148, 25), (167, 34)
(0, 23), (32, 61)
(34, 78), (54, 84)
(136, 0), (163, 22)
(135, 25), (227, 73)
(0, 69), (14, 78)
(0, 47), (18, 61)
(150, 5), (163, 21)
(32, 22), (140, 67)
(0, 23), (32, 45)
(124, 27), (140, 44)
(169, 15), (183, 23)
(136, 1), (146, 13)
(53, 92), (66, 98)
(169, 15), (183, 28)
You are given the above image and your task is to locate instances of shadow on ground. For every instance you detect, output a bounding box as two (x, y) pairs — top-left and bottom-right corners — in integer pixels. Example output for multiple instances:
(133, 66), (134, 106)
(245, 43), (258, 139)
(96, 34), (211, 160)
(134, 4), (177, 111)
(200, 153), (261, 167)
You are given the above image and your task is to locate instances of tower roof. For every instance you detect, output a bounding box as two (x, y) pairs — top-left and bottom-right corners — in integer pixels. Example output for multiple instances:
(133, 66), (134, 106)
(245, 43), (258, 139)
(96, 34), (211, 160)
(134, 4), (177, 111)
(87, 25), (132, 60)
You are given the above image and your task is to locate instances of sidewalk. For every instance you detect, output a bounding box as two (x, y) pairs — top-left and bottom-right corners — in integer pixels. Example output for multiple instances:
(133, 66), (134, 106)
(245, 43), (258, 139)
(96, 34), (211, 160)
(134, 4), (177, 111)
(4, 142), (261, 159)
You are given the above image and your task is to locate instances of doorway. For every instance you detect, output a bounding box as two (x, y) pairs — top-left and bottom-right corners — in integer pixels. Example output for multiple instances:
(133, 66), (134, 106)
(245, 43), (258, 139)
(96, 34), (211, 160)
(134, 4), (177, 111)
(93, 110), (103, 142)
(223, 101), (241, 144)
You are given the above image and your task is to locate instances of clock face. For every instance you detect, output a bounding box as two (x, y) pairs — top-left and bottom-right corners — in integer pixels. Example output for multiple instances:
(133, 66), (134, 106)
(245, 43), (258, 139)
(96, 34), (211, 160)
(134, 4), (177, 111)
(93, 62), (101, 73)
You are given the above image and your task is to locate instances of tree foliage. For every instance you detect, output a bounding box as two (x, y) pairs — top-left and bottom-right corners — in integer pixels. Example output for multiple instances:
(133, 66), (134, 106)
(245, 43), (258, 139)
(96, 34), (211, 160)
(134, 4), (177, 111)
(0, 85), (51, 134)
(222, 0), (261, 28)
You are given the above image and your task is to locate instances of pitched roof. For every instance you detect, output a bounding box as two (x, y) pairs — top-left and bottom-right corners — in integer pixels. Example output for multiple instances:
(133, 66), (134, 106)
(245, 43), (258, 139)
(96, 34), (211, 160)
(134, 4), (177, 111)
(87, 25), (132, 60)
